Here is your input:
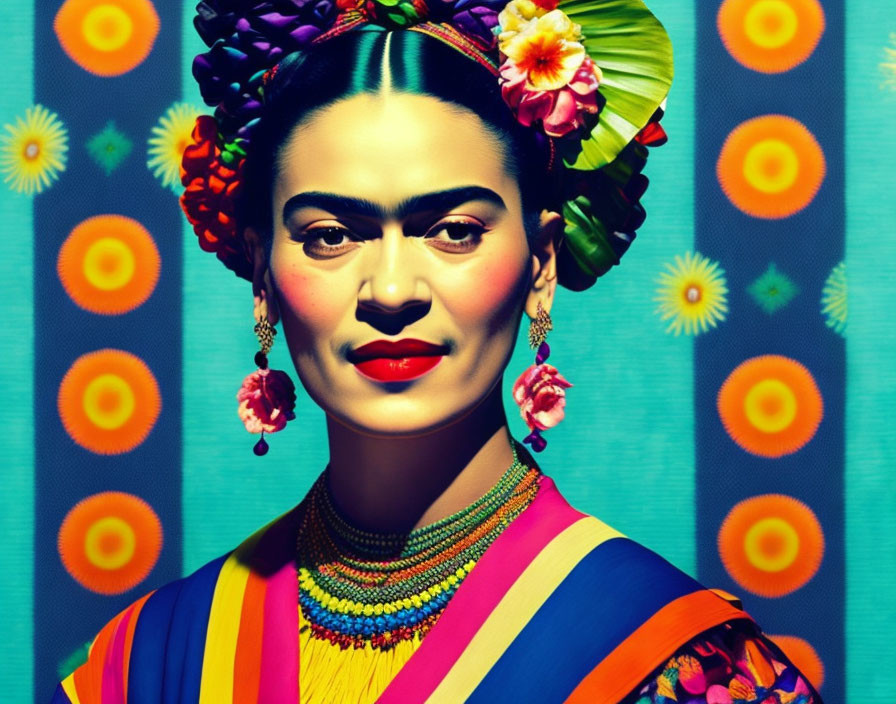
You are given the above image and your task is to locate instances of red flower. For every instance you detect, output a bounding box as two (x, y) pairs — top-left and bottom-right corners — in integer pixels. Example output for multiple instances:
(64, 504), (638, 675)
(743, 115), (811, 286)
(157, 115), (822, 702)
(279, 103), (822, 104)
(512, 363), (572, 432)
(179, 115), (253, 280)
(236, 368), (297, 434)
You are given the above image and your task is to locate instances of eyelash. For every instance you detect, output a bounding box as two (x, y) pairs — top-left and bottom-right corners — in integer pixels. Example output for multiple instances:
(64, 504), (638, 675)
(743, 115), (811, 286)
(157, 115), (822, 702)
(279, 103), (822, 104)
(294, 220), (487, 255)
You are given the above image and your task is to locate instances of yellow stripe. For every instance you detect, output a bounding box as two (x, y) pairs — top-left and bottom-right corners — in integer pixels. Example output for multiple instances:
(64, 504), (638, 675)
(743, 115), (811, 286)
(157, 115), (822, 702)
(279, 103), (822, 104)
(198, 524), (268, 704)
(60, 673), (82, 704)
(425, 516), (624, 703)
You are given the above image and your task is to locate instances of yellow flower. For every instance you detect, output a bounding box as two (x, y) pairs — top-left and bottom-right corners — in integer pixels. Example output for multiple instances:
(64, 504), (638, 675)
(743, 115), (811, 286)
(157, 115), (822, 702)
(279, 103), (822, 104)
(147, 102), (200, 191)
(501, 11), (585, 91)
(498, 0), (547, 43)
(0, 104), (68, 195)
(654, 251), (729, 336)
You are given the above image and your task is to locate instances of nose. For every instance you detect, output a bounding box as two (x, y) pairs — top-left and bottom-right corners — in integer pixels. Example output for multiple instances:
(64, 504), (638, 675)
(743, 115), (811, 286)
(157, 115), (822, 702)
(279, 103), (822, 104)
(357, 223), (431, 333)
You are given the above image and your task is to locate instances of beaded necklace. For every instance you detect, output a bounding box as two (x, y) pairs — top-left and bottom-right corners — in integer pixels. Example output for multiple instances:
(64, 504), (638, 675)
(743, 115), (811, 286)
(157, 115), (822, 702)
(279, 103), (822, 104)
(295, 440), (542, 652)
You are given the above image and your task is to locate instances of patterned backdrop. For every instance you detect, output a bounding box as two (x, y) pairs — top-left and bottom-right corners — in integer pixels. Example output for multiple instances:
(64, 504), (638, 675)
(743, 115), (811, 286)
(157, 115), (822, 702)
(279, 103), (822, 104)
(1, 0), (894, 702)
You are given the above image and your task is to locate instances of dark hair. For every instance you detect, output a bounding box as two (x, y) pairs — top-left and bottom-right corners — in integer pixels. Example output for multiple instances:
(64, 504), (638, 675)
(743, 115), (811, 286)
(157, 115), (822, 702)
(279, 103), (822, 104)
(239, 26), (558, 252)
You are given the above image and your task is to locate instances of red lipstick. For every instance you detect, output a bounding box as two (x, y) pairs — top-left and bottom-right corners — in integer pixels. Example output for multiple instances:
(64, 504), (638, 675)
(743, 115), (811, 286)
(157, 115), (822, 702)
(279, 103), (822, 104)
(349, 339), (449, 383)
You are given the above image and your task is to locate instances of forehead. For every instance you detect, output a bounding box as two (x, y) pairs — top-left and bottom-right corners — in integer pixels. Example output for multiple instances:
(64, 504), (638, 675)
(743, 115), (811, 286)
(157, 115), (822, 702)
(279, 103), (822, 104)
(273, 92), (517, 208)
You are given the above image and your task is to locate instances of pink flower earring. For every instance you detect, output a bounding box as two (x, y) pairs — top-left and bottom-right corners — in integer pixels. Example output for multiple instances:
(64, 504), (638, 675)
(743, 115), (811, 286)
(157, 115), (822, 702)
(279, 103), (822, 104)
(236, 316), (297, 456)
(512, 301), (572, 452)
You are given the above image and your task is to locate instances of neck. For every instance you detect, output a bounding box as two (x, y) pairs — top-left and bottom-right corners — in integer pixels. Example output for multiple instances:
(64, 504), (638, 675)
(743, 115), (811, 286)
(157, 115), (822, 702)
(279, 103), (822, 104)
(324, 382), (516, 534)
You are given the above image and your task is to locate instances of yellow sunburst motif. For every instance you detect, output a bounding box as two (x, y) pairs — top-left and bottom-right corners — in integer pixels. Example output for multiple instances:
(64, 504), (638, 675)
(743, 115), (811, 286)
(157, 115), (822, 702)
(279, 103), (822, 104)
(0, 104), (69, 195)
(882, 33), (896, 90)
(654, 251), (729, 336)
(147, 102), (201, 191)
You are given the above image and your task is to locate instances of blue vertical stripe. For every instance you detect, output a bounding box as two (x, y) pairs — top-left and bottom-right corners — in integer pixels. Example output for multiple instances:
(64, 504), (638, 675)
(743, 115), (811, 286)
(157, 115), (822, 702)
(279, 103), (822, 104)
(32, 3), (183, 699)
(695, 2), (844, 701)
(0, 2), (34, 701)
(844, 1), (896, 699)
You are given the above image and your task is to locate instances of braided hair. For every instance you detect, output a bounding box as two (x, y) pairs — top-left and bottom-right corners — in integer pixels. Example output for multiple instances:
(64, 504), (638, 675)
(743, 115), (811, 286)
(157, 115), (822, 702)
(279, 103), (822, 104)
(181, 0), (670, 291)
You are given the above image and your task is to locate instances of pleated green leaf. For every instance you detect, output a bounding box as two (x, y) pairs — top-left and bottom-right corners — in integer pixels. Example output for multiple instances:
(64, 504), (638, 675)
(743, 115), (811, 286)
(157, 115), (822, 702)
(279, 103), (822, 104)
(562, 195), (619, 277)
(558, 0), (674, 170)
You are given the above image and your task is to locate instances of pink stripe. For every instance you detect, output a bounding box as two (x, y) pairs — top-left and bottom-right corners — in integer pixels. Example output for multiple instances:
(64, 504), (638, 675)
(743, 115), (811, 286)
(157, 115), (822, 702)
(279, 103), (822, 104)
(101, 605), (135, 704)
(377, 475), (586, 703)
(257, 512), (300, 704)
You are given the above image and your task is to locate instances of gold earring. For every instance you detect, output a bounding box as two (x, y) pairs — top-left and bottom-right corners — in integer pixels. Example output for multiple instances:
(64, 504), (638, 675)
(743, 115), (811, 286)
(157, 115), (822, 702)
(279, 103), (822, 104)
(528, 301), (553, 350)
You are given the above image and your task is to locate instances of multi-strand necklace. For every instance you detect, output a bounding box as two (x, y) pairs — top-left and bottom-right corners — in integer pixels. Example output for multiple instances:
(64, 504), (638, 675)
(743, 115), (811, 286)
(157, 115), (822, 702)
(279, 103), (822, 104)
(294, 441), (542, 652)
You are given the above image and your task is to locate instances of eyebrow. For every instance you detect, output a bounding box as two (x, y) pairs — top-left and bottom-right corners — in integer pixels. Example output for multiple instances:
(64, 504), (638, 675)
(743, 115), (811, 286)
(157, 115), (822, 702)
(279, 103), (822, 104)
(281, 185), (506, 227)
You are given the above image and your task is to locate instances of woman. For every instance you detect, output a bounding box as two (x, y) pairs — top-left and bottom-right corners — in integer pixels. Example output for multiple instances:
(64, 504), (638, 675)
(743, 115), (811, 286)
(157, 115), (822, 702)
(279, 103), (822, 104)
(53, 0), (824, 702)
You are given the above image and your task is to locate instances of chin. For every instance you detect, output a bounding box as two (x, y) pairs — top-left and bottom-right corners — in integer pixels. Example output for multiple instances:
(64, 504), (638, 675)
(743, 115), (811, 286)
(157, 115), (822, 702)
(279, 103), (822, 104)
(325, 393), (485, 438)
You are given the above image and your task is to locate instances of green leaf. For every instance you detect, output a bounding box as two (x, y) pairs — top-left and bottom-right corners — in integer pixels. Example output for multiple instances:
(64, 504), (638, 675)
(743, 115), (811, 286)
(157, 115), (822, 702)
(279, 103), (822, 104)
(558, 0), (674, 170)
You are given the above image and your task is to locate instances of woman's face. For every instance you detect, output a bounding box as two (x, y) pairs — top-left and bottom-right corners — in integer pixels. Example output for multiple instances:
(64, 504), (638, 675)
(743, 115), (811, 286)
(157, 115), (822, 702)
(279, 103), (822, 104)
(263, 91), (555, 436)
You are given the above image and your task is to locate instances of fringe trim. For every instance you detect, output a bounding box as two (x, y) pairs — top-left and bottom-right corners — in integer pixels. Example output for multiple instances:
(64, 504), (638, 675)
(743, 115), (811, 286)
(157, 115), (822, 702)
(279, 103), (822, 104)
(298, 604), (421, 704)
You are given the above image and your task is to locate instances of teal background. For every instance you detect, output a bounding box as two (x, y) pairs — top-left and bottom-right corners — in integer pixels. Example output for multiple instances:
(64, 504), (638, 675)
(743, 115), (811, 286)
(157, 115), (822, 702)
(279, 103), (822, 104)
(1, 0), (893, 701)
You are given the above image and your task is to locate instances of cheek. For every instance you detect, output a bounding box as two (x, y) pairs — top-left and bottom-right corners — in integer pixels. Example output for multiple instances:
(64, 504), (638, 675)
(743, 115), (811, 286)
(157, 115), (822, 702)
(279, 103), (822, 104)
(272, 262), (345, 336)
(446, 254), (529, 328)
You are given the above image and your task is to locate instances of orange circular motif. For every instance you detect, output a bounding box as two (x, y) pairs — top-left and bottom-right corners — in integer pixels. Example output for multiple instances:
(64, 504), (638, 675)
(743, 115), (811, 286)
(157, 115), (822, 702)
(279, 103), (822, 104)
(717, 354), (822, 457)
(58, 491), (163, 594)
(718, 0), (824, 73)
(58, 215), (160, 315)
(717, 115), (825, 219)
(58, 349), (161, 454)
(767, 635), (825, 689)
(718, 494), (824, 597)
(54, 0), (160, 77)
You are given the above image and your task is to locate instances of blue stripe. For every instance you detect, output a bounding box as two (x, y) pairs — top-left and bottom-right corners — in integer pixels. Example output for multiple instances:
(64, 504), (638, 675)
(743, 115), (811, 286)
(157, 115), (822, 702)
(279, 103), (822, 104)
(694, 0), (845, 700)
(163, 553), (229, 704)
(129, 580), (184, 704)
(127, 553), (227, 704)
(50, 683), (72, 704)
(467, 537), (704, 703)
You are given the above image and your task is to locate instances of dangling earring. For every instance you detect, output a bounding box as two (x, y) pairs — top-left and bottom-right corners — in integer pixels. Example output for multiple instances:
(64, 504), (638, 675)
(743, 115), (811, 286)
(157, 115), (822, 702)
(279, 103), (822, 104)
(511, 301), (572, 452)
(236, 315), (297, 455)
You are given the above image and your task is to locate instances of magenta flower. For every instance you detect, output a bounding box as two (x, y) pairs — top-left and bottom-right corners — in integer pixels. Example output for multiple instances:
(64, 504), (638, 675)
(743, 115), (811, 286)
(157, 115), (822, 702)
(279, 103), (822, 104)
(499, 54), (602, 138)
(512, 362), (572, 432)
(236, 367), (297, 434)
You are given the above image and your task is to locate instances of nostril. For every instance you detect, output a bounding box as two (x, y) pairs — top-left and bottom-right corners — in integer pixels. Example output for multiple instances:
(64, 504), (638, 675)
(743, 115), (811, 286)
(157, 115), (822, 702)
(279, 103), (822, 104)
(356, 299), (431, 336)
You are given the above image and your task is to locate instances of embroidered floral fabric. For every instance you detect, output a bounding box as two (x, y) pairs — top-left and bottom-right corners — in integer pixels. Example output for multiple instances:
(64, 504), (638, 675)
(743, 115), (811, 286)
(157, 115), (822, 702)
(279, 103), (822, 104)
(621, 619), (821, 704)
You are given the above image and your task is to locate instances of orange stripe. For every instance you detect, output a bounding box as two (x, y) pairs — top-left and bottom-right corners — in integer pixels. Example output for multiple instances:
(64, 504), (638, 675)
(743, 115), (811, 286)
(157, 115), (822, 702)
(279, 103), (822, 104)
(232, 569), (268, 702)
(564, 590), (754, 704)
(121, 592), (154, 699)
(72, 604), (121, 701)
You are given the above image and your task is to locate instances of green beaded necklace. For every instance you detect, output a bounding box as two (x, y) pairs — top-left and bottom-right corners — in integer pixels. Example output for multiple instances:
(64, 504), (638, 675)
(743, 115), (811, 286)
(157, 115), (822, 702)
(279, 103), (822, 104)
(295, 439), (542, 650)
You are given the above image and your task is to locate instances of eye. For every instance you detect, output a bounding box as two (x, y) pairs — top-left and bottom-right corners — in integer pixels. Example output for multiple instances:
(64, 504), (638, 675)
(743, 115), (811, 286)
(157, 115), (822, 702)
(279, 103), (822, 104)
(423, 220), (486, 251)
(293, 225), (359, 257)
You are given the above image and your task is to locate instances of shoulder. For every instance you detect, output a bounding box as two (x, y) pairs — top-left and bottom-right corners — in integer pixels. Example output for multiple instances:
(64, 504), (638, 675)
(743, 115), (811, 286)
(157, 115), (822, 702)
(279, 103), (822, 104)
(619, 618), (824, 704)
(55, 503), (302, 703)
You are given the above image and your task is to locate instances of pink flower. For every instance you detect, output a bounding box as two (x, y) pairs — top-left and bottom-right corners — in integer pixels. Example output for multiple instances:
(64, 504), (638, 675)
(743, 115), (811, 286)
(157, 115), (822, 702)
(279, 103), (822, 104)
(236, 368), (297, 434)
(499, 55), (602, 138)
(512, 363), (572, 431)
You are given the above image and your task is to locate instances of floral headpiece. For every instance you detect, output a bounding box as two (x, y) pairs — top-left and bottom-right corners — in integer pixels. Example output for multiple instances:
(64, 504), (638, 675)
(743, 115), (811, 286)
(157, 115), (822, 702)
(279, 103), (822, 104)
(181, 0), (673, 288)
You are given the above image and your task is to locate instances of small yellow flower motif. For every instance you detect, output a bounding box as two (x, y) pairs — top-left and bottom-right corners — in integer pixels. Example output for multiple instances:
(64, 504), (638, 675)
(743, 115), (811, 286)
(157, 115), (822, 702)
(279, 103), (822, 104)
(373, 603), (383, 615)
(353, 603), (364, 615)
(501, 11), (585, 90)
(383, 604), (394, 614)
(420, 591), (431, 603)
(402, 597), (413, 609)
(447, 574), (458, 586)
(146, 102), (200, 191)
(411, 594), (423, 607)
(0, 104), (69, 195)
(654, 251), (729, 336)
(362, 603), (374, 616)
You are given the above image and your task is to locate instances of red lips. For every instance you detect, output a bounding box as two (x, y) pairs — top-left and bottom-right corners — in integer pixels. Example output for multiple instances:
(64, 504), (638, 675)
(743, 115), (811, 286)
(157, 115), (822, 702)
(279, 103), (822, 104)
(349, 339), (449, 383)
